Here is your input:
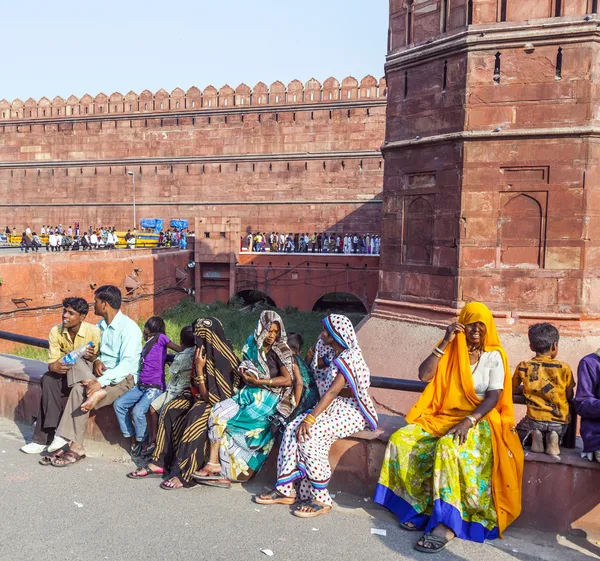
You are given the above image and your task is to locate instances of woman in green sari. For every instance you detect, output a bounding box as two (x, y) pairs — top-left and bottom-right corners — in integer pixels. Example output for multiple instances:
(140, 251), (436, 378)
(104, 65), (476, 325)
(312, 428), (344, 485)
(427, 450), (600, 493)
(193, 311), (294, 488)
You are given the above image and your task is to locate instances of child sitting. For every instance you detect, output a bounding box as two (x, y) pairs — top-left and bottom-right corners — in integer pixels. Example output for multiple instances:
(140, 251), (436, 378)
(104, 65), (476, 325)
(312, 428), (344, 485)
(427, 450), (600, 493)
(512, 322), (574, 456)
(113, 316), (182, 457)
(144, 325), (195, 455)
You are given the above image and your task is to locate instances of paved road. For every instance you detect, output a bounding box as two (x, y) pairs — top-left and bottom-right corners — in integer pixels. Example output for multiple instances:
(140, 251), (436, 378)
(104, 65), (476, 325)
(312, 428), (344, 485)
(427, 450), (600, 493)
(0, 421), (597, 561)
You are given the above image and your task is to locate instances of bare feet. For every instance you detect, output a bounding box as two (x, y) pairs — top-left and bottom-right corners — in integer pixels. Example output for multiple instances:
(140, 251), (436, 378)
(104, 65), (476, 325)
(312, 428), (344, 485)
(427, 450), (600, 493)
(531, 429), (544, 453)
(545, 431), (560, 456)
(81, 389), (107, 412)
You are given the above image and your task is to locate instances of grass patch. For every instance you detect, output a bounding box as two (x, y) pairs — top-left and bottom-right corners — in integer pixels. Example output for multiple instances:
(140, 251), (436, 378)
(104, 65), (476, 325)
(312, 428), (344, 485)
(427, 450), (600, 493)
(5, 300), (365, 361)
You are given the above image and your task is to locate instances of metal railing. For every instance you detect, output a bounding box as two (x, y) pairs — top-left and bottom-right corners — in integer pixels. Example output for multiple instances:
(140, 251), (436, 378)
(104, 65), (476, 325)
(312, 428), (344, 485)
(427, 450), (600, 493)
(0, 331), (577, 448)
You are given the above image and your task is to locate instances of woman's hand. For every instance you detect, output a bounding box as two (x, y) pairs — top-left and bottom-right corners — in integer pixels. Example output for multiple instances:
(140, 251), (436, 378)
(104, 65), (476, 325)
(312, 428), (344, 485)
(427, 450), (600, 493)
(296, 421), (311, 443)
(239, 368), (256, 386)
(444, 322), (465, 344)
(195, 346), (207, 371)
(446, 417), (474, 445)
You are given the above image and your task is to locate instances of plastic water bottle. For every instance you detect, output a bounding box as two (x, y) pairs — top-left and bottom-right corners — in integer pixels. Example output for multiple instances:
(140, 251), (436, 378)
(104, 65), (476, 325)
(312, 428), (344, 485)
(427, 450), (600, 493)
(62, 341), (94, 365)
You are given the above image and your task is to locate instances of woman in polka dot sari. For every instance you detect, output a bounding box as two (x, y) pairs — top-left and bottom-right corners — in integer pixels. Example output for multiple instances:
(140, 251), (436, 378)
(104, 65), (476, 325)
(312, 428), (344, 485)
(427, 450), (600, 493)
(256, 314), (378, 517)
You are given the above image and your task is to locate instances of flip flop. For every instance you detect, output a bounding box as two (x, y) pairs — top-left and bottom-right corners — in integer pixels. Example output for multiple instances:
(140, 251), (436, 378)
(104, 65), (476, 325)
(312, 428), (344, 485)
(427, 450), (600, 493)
(255, 489), (296, 505)
(414, 533), (452, 554)
(160, 477), (185, 491)
(126, 465), (165, 479)
(51, 450), (86, 468)
(293, 500), (332, 518)
(197, 478), (231, 489)
(191, 464), (224, 482)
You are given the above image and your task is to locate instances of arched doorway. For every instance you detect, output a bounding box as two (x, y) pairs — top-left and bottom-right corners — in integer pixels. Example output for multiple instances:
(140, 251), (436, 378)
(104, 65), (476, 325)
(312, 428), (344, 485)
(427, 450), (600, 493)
(312, 292), (368, 315)
(231, 289), (276, 309)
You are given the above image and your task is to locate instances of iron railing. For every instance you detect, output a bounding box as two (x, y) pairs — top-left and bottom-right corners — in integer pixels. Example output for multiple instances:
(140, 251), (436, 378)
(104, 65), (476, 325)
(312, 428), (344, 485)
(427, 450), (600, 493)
(0, 330), (577, 448)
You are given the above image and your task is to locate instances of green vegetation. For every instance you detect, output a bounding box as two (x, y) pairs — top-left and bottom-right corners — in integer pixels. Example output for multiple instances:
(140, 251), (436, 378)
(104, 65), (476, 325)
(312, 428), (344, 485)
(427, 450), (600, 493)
(6, 299), (365, 361)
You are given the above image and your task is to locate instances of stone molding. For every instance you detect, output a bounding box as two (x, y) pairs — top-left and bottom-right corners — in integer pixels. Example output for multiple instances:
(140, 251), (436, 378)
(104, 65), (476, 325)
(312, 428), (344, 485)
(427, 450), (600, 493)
(386, 17), (600, 71)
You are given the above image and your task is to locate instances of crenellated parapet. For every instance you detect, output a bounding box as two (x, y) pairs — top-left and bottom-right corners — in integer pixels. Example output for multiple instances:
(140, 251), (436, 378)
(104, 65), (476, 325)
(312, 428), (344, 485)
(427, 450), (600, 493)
(0, 76), (387, 120)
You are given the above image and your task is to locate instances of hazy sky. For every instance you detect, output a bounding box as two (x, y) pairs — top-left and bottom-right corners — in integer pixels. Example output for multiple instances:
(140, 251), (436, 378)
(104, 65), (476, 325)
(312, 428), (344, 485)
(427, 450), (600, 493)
(1, 0), (388, 102)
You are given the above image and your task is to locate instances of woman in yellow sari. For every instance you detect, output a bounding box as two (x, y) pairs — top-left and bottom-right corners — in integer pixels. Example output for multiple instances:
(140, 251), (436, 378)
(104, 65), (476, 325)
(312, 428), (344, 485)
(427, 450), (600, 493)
(374, 302), (523, 553)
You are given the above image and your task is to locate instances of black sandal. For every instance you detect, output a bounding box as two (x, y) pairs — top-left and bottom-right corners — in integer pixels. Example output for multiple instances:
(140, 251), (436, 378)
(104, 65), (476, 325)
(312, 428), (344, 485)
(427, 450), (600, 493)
(126, 465), (165, 479)
(414, 533), (452, 554)
(292, 499), (332, 518)
(399, 521), (420, 532)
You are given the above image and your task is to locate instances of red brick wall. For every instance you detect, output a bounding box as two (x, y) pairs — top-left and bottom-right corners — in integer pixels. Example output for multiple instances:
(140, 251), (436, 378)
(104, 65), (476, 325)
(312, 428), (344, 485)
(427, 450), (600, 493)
(0, 249), (193, 348)
(0, 77), (386, 235)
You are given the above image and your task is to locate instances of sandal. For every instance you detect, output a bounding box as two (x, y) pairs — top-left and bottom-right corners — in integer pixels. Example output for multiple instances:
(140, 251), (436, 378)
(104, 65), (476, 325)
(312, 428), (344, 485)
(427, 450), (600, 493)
(191, 462), (224, 481)
(51, 450), (86, 468)
(255, 489), (296, 505)
(399, 521), (420, 532)
(160, 476), (184, 490)
(292, 500), (332, 518)
(414, 533), (452, 554)
(130, 442), (143, 457)
(39, 449), (65, 466)
(196, 477), (231, 489)
(126, 465), (165, 479)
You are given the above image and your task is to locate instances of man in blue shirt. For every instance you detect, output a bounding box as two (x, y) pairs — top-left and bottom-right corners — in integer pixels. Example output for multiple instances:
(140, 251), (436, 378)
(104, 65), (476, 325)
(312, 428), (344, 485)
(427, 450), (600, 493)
(48, 285), (142, 467)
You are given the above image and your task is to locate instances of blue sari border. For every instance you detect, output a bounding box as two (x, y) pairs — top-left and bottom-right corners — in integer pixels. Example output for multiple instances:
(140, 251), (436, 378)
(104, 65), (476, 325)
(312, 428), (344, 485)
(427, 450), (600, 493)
(373, 484), (499, 543)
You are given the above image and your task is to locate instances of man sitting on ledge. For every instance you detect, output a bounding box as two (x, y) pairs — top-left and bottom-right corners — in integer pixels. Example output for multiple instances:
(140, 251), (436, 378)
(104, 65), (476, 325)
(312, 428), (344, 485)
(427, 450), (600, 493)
(20, 297), (101, 455)
(44, 285), (142, 467)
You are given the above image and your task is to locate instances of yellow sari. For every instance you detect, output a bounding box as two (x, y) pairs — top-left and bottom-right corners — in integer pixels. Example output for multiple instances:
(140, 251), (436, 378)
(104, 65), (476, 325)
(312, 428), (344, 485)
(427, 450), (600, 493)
(374, 302), (523, 541)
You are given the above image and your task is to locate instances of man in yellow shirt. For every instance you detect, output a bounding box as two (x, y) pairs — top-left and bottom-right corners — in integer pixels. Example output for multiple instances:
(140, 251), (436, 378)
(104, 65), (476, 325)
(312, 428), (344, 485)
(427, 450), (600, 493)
(20, 297), (100, 454)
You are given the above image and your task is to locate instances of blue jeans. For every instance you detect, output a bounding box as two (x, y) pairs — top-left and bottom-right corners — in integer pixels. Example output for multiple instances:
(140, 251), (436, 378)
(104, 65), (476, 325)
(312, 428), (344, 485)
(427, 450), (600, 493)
(113, 385), (163, 441)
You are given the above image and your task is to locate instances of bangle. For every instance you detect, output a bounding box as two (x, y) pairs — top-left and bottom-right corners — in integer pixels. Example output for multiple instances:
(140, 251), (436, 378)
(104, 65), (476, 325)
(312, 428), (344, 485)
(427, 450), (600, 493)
(304, 414), (317, 425)
(269, 379), (273, 387)
(432, 348), (443, 359)
(434, 346), (445, 356)
(466, 415), (477, 427)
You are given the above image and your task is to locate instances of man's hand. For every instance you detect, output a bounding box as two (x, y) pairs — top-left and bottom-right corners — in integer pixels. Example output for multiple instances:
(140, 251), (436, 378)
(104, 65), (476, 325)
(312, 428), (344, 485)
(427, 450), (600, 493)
(48, 359), (70, 375)
(92, 360), (107, 378)
(84, 346), (98, 362)
(82, 378), (102, 396)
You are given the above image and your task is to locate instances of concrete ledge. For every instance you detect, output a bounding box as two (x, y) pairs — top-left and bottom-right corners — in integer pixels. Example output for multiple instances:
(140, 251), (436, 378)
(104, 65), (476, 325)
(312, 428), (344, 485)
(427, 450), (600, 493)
(3, 353), (600, 534)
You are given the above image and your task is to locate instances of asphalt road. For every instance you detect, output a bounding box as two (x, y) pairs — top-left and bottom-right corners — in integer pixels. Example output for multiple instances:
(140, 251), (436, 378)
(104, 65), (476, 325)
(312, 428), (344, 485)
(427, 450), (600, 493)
(0, 421), (597, 561)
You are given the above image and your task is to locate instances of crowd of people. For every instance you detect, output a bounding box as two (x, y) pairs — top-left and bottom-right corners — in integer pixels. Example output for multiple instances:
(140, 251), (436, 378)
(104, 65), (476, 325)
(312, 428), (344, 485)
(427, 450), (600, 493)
(243, 231), (381, 254)
(5, 224), (190, 252)
(18, 287), (598, 553)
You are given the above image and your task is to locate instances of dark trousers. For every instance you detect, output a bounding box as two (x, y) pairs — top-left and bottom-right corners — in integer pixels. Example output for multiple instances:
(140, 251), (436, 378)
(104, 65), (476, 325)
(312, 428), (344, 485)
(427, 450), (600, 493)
(32, 371), (70, 445)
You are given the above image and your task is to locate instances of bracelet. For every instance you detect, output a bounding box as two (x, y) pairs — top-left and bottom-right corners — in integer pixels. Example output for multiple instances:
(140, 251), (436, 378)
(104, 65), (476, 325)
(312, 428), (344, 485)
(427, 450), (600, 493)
(466, 415), (477, 427)
(269, 379), (273, 387)
(304, 414), (317, 425)
(434, 346), (445, 356)
(432, 348), (444, 359)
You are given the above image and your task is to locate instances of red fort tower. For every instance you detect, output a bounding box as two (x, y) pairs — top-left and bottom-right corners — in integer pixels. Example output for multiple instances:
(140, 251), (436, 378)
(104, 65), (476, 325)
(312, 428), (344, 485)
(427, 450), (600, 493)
(373, 0), (600, 344)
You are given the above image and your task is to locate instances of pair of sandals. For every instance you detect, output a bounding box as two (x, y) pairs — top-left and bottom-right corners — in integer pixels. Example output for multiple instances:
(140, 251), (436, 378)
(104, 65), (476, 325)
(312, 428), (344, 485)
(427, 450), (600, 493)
(39, 448), (86, 467)
(399, 521), (454, 554)
(255, 489), (332, 518)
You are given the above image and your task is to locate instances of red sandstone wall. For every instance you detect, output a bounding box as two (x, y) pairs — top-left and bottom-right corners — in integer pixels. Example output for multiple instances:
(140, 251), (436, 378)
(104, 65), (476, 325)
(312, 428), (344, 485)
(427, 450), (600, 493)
(0, 249), (193, 348)
(0, 77), (386, 234)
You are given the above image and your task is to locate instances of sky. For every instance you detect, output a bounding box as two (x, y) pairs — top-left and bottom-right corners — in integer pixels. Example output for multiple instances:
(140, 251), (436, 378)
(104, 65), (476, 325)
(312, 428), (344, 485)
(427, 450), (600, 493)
(1, 0), (389, 103)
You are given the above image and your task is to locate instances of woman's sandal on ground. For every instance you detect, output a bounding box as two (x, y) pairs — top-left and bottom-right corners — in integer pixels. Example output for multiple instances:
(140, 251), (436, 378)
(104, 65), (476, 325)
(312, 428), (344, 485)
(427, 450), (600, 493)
(160, 476), (185, 490)
(126, 465), (165, 479)
(50, 450), (86, 467)
(255, 489), (296, 505)
(196, 477), (231, 489)
(399, 521), (420, 532)
(292, 500), (332, 518)
(414, 533), (452, 554)
(191, 462), (224, 481)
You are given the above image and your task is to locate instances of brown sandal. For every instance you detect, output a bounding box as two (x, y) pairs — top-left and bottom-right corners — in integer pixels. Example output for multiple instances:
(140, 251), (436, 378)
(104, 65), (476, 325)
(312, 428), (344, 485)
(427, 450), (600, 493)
(255, 489), (296, 505)
(293, 500), (332, 518)
(51, 450), (86, 467)
(39, 449), (65, 466)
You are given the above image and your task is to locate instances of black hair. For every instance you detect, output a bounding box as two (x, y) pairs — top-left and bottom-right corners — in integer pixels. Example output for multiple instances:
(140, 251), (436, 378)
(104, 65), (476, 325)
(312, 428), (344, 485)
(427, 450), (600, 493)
(287, 332), (304, 353)
(94, 285), (122, 310)
(180, 325), (194, 347)
(528, 323), (559, 354)
(144, 316), (166, 335)
(62, 297), (89, 316)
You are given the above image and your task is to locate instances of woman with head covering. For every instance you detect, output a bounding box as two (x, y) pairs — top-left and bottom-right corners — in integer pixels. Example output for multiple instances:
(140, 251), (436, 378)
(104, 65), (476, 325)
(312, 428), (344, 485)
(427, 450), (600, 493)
(126, 317), (240, 489)
(374, 302), (523, 553)
(193, 311), (294, 488)
(256, 314), (377, 518)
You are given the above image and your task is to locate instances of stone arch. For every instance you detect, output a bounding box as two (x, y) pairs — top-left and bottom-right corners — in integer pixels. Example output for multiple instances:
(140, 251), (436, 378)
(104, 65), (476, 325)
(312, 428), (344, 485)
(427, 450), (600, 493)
(287, 80), (303, 104)
(203, 86), (217, 108)
(155, 88), (170, 111)
(124, 91), (138, 113)
(185, 86), (201, 109)
(0, 99), (10, 119)
(94, 93), (108, 114)
(304, 78), (322, 102)
(232, 289), (276, 308)
(253, 82), (269, 105)
(235, 83), (251, 106)
(312, 292), (368, 314)
(52, 96), (66, 116)
(403, 196), (434, 264)
(24, 98), (38, 118)
(360, 75), (378, 98)
(80, 94), (93, 115)
(500, 193), (542, 268)
(139, 90), (154, 112)
(11, 98), (23, 118)
(270, 81), (286, 104)
(218, 85), (234, 107)
(170, 87), (185, 110)
(109, 92), (124, 113)
(341, 77), (359, 100)
(38, 97), (51, 117)
(66, 95), (79, 116)
(323, 77), (340, 101)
